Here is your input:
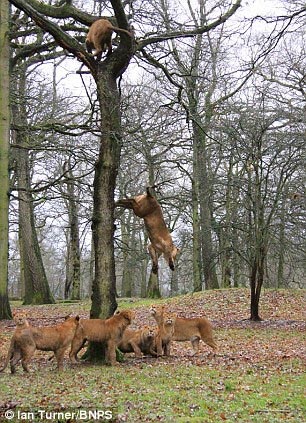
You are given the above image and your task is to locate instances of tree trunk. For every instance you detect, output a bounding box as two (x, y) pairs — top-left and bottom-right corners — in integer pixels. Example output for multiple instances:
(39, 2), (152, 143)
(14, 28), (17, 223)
(192, 174), (202, 292)
(147, 270), (161, 299)
(120, 212), (134, 297)
(12, 65), (54, 305)
(86, 69), (121, 362)
(170, 266), (179, 296)
(197, 140), (219, 290)
(220, 155), (235, 288)
(16, 146), (55, 304)
(187, 76), (219, 290)
(277, 197), (286, 288)
(90, 68), (121, 320)
(64, 164), (81, 300)
(248, 155), (267, 321)
(140, 232), (149, 298)
(231, 173), (240, 288)
(250, 248), (265, 321)
(0, 0), (12, 319)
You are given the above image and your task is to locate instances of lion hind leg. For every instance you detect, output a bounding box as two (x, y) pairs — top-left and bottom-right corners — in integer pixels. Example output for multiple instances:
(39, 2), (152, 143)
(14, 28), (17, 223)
(69, 338), (86, 363)
(10, 350), (22, 373)
(54, 348), (67, 371)
(85, 39), (93, 54)
(106, 40), (112, 57)
(190, 336), (200, 354)
(106, 340), (117, 366)
(199, 324), (218, 351)
(20, 347), (35, 373)
(164, 341), (172, 356)
(148, 244), (159, 274)
(155, 333), (163, 356)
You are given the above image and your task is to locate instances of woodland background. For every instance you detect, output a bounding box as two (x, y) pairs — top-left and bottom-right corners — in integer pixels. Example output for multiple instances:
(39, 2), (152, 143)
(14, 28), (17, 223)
(0, 0), (305, 318)
(0, 2), (305, 421)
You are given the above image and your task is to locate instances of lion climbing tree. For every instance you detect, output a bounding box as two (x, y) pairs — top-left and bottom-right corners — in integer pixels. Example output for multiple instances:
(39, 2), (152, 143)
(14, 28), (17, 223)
(7, 0), (242, 326)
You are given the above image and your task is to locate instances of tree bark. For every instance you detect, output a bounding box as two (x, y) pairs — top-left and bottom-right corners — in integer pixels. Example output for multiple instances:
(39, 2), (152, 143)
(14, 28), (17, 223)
(120, 211), (134, 297)
(277, 196), (286, 288)
(12, 65), (54, 305)
(90, 69), (122, 319)
(64, 164), (81, 300)
(250, 246), (265, 321)
(147, 271), (161, 299)
(16, 145), (55, 305)
(220, 154), (235, 288)
(0, 0), (12, 319)
(170, 265), (179, 296)
(195, 120), (219, 290)
(192, 171), (203, 292)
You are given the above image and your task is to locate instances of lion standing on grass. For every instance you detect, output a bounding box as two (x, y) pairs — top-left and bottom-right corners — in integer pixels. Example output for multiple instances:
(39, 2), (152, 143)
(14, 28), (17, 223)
(0, 315), (80, 373)
(69, 309), (134, 365)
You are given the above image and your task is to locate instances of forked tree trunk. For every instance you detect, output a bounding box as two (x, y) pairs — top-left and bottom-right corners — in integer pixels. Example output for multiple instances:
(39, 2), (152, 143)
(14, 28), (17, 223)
(0, 0), (12, 319)
(248, 160), (267, 321)
(249, 249), (265, 321)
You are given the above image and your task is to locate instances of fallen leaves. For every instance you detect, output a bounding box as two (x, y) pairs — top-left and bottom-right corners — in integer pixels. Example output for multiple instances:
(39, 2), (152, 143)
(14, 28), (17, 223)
(0, 288), (305, 422)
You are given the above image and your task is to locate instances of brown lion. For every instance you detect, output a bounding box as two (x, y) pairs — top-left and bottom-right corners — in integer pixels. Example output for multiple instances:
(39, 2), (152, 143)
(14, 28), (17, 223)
(150, 305), (217, 354)
(118, 325), (157, 358)
(116, 187), (180, 274)
(85, 18), (132, 60)
(152, 311), (177, 356)
(69, 309), (134, 365)
(0, 315), (80, 373)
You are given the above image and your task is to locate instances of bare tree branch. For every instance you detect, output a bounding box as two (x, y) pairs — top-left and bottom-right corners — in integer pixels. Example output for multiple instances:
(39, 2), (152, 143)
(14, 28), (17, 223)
(9, 0), (97, 73)
(137, 0), (242, 49)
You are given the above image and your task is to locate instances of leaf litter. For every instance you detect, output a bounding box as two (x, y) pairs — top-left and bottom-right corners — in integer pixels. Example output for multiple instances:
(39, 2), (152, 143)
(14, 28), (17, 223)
(0, 288), (304, 422)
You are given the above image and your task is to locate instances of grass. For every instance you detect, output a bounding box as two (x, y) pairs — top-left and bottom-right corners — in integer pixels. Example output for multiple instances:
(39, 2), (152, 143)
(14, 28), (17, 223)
(0, 289), (305, 422)
(1, 361), (304, 422)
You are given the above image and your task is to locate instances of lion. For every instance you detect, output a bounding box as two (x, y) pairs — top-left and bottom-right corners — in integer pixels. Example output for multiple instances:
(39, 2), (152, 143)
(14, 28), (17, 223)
(115, 187), (180, 274)
(0, 315), (80, 373)
(0, 311), (31, 373)
(118, 325), (157, 358)
(150, 305), (217, 354)
(85, 18), (132, 60)
(69, 309), (134, 365)
(153, 311), (177, 356)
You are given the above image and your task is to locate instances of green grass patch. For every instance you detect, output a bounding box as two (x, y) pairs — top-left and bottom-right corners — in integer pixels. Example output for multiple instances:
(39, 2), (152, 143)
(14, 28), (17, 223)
(0, 360), (304, 422)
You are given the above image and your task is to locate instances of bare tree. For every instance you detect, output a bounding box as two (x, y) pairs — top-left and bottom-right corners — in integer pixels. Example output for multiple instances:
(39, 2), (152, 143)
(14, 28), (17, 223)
(62, 161), (81, 300)
(0, 0), (13, 318)
(7, 0), (241, 357)
(11, 63), (55, 304)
